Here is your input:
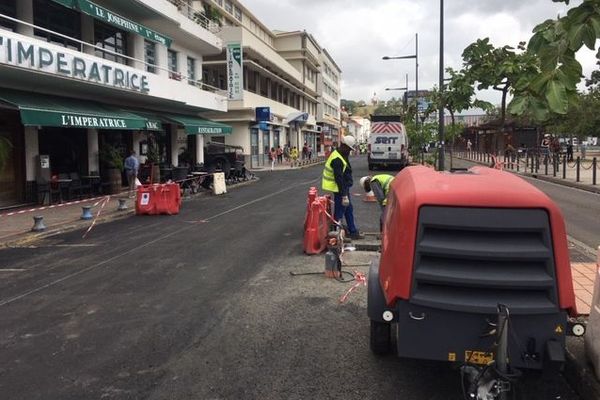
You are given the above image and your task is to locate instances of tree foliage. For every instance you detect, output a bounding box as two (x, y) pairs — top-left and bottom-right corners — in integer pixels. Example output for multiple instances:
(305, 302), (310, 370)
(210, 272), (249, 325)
(461, 38), (539, 125)
(340, 99), (358, 115)
(511, 0), (600, 119)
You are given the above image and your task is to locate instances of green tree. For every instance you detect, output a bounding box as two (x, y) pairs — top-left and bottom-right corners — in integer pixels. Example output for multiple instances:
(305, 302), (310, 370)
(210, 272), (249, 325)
(462, 38), (539, 126)
(511, 0), (600, 119)
(340, 99), (357, 115)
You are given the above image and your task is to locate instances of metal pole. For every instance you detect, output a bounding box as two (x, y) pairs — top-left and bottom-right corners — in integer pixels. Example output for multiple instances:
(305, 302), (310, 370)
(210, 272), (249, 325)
(593, 157), (597, 185)
(437, 0), (445, 171)
(415, 32), (419, 133)
(563, 154), (567, 179)
(576, 156), (581, 182)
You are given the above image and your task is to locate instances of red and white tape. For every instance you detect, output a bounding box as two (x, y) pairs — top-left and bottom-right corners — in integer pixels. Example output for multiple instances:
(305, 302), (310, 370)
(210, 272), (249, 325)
(339, 271), (367, 303)
(0, 196), (106, 218)
(82, 196), (111, 239)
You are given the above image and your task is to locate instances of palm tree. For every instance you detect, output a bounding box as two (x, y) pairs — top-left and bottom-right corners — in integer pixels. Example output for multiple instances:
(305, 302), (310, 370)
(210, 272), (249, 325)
(0, 136), (12, 172)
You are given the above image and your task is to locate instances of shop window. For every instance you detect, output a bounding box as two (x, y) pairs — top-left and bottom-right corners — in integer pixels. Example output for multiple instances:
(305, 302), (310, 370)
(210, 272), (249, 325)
(0, 0), (16, 31)
(33, 0), (81, 50)
(168, 50), (179, 80)
(94, 20), (128, 65)
(187, 57), (196, 85)
(144, 40), (156, 73)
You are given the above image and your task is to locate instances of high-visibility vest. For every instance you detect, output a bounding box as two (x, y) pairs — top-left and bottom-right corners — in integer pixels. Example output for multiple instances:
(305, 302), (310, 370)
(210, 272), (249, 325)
(371, 174), (394, 205)
(322, 150), (348, 192)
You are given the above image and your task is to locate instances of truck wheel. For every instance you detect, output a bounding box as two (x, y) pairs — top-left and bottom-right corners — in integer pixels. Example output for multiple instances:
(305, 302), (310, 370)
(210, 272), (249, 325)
(370, 320), (391, 355)
(368, 163), (375, 171)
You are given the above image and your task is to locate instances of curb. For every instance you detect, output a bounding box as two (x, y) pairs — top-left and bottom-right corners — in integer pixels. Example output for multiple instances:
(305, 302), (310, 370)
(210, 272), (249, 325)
(455, 157), (600, 195)
(0, 178), (259, 249)
(565, 337), (600, 400)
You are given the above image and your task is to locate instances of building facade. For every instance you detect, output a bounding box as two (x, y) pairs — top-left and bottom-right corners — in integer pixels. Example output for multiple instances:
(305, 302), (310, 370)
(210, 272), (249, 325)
(0, 0), (231, 208)
(198, 0), (341, 167)
(317, 48), (341, 152)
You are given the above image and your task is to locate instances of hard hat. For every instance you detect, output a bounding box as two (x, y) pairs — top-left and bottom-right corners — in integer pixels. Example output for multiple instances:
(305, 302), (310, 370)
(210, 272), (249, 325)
(341, 135), (357, 148)
(360, 176), (371, 190)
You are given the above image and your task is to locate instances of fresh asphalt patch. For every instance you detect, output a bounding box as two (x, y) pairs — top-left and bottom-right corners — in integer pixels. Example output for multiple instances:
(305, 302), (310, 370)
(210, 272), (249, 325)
(0, 158), (583, 399)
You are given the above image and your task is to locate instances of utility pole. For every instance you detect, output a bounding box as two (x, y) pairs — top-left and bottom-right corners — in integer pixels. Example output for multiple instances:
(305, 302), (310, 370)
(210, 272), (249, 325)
(438, 0), (445, 171)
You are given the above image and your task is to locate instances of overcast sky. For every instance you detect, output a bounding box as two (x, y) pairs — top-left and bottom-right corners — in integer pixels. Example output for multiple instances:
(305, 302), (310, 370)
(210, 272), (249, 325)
(241, 0), (597, 108)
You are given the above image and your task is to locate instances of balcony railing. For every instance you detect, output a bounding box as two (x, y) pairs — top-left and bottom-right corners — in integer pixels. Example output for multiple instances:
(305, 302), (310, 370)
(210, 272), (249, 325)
(167, 0), (222, 34)
(0, 13), (224, 94)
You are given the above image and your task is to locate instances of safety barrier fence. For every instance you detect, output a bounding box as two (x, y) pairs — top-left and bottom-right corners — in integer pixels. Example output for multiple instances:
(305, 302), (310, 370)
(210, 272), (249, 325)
(290, 156), (326, 168)
(456, 149), (598, 186)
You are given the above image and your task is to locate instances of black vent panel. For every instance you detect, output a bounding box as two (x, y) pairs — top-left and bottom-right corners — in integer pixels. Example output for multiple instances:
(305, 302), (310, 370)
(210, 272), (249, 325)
(411, 207), (559, 315)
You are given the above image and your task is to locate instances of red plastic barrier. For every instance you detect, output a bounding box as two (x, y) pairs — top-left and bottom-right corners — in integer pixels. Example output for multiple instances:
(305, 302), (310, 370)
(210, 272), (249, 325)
(136, 183), (181, 215)
(304, 187), (318, 231)
(303, 195), (330, 254)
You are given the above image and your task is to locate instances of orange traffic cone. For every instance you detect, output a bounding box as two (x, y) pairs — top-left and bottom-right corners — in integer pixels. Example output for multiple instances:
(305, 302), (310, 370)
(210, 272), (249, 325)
(363, 190), (377, 202)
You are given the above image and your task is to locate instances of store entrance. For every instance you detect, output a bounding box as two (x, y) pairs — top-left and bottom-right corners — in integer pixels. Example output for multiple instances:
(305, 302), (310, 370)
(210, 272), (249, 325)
(39, 127), (88, 176)
(0, 110), (24, 208)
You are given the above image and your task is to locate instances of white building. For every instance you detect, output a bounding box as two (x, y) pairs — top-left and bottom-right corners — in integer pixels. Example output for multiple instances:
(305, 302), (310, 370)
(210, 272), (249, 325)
(350, 116), (370, 143)
(199, 0), (340, 166)
(317, 48), (341, 152)
(0, 0), (230, 207)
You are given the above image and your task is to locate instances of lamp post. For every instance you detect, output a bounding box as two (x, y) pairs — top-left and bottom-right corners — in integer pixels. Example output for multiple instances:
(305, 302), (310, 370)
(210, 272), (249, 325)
(383, 33), (419, 128)
(438, 0), (445, 171)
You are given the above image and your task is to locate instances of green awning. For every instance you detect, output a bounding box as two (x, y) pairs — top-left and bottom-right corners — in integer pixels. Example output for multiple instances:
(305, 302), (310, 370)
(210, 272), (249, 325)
(163, 114), (233, 135)
(0, 90), (150, 130)
(51, 0), (172, 47)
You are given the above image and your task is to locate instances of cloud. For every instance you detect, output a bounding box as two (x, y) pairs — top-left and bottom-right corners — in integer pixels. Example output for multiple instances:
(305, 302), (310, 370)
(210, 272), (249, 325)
(240, 0), (593, 107)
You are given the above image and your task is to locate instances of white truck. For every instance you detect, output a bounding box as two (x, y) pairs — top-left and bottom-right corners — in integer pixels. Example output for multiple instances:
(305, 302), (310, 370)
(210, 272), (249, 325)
(367, 115), (409, 170)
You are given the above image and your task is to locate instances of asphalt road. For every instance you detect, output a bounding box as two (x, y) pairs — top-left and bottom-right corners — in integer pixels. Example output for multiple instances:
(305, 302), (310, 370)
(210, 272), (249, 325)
(0, 156), (580, 400)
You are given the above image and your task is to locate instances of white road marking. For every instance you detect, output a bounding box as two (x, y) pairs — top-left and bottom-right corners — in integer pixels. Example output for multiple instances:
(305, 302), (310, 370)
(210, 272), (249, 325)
(0, 178), (318, 307)
(0, 269), (26, 272)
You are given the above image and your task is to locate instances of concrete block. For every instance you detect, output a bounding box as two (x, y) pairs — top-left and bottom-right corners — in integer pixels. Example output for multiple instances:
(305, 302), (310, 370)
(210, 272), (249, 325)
(213, 172), (227, 195)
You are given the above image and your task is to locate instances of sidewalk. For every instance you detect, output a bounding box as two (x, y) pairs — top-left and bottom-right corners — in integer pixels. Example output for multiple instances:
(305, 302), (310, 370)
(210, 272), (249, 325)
(0, 194), (135, 248)
(455, 151), (600, 194)
(248, 156), (326, 172)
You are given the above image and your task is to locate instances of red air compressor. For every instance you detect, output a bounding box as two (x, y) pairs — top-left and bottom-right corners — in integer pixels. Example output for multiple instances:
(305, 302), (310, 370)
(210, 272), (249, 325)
(367, 166), (585, 399)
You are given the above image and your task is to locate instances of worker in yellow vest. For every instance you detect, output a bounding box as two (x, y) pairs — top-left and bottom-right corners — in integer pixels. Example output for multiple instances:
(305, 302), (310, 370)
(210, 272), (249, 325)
(322, 135), (364, 239)
(360, 174), (395, 231)
(359, 174), (394, 207)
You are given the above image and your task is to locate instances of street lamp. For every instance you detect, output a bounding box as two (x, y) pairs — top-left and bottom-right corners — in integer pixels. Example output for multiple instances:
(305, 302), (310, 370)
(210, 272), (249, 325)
(383, 33), (419, 128)
(438, 0), (445, 171)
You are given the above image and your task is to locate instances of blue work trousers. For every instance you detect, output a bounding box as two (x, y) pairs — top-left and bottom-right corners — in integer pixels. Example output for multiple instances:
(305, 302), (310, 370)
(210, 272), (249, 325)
(333, 193), (358, 234)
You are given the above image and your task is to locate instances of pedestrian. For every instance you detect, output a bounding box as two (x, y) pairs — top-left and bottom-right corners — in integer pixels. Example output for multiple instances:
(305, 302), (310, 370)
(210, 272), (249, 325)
(467, 139), (472, 152)
(322, 135), (363, 240)
(567, 140), (574, 162)
(269, 147), (277, 171)
(124, 150), (139, 198)
(276, 146), (283, 164)
(302, 142), (308, 160)
(308, 144), (313, 160)
(290, 146), (299, 165)
(360, 174), (394, 231)
(283, 144), (290, 163)
(581, 141), (587, 160)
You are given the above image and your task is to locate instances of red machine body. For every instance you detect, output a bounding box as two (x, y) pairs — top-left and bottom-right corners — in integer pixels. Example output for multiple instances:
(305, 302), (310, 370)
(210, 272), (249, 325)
(379, 166), (577, 316)
(136, 183), (182, 215)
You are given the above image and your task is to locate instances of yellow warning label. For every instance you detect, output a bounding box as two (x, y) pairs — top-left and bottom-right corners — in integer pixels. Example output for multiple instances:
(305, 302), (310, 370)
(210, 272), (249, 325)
(448, 352), (456, 361)
(465, 351), (494, 365)
(555, 325), (564, 334)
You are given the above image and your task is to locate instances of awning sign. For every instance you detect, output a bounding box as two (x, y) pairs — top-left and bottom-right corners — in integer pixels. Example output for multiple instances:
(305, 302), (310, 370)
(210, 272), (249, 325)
(226, 43), (243, 101)
(77, 0), (172, 47)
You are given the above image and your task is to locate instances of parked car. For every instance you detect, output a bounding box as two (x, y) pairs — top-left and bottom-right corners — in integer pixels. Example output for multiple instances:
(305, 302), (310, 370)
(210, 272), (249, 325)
(204, 141), (246, 179)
